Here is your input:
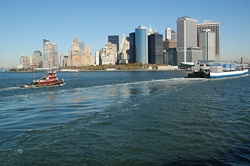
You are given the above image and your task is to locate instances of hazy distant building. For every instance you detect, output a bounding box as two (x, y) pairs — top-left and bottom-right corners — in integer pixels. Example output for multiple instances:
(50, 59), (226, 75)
(165, 26), (171, 40)
(129, 32), (136, 63)
(197, 21), (220, 61)
(95, 51), (100, 65)
(43, 41), (54, 68)
(108, 35), (119, 52)
(177, 16), (202, 65)
(43, 39), (58, 68)
(118, 34), (130, 64)
(198, 29), (216, 60)
(60, 54), (67, 67)
(99, 42), (117, 65)
(43, 39), (50, 45)
(67, 37), (94, 67)
(135, 25), (148, 64)
(53, 44), (58, 67)
(32, 51), (43, 68)
(79, 42), (85, 52)
(171, 30), (177, 41)
(20, 55), (32, 66)
(148, 33), (163, 64)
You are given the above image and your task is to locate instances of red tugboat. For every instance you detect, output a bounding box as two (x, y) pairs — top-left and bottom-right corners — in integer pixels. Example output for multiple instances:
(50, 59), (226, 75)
(20, 70), (64, 88)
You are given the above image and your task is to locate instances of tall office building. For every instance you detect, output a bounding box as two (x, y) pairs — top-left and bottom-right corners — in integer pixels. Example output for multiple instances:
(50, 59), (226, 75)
(118, 34), (130, 64)
(43, 39), (58, 68)
(165, 26), (171, 40)
(177, 16), (202, 65)
(197, 21), (220, 61)
(135, 26), (148, 64)
(148, 33), (163, 64)
(52, 43), (58, 67)
(198, 29), (216, 60)
(43, 41), (54, 68)
(32, 51), (43, 68)
(129, 32), (136, 63)
(108, 35), (119, 52)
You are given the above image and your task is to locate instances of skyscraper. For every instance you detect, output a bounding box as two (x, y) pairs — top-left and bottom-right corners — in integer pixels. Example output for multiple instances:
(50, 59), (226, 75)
(129, 32), (136, 63)
(108, 35), (119, 52)
(43, 39), (58, 68)
(135, 26), (148, 64)
(118, 34), (130, 64)
(52, 43), (58, 67)
(32, 51), (43, 68)
(43, 41), (53, 68)
(197, 21), (220, 61)
(148, 33), (163, 64)
(165, 26), (171, 40)
(199, 29), (216, 60)
(177, 16), (202, 65)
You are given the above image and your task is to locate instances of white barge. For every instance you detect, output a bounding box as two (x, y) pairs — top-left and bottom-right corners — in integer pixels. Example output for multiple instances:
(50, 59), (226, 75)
(187, 61), (249, 78)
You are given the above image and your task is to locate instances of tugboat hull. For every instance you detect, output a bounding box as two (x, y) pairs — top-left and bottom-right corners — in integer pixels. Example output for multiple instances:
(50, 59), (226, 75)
(20, 70), (65, 88)
(20, 79), (64, 88)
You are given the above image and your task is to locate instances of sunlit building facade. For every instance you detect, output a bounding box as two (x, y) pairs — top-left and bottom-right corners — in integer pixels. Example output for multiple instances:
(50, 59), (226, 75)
(177, 16), (202, 65)
(198, 29), (216, 60)
(197, 21), (220, 61)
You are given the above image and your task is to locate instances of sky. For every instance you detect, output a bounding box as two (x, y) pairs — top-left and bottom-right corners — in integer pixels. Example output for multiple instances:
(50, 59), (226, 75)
(0, 0), (250, 68)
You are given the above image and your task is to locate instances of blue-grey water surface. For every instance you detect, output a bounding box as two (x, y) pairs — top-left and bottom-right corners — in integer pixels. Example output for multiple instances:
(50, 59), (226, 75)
(0, 71), (249, 165)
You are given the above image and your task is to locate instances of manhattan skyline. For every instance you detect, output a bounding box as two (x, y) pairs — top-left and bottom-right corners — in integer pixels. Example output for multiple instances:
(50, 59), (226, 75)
(1, 0), (250, 68)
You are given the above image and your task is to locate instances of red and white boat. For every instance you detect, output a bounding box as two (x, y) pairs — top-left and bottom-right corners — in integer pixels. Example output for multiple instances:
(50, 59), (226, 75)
(20, 70), (64, 88)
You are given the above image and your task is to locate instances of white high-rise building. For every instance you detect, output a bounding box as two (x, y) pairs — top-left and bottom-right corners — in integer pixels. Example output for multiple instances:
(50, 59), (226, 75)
(43, 39), (58, 68)
(177, 16), (202, 65)
(199, 29), (216, 60)
(165, 26), (171, 40)
(197, 21), (220, 61)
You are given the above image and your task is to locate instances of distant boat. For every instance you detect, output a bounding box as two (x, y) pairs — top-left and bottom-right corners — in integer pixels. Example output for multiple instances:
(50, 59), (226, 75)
(20, 70), (64, 88)
(60, 69), (79, 72)
(187, 61), (249, 78)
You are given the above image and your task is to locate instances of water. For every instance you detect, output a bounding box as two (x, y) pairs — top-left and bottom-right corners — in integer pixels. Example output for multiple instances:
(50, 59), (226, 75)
(0, 71), (249, 165)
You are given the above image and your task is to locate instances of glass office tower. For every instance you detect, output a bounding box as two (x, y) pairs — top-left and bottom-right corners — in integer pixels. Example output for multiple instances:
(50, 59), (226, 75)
(129, 32), (136, 63)
(148, 33), (163, 64)
(135, 26), (148, 64)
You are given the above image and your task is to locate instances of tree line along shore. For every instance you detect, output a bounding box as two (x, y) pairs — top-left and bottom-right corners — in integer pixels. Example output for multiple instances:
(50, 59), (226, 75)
(9, 63), (179, 72)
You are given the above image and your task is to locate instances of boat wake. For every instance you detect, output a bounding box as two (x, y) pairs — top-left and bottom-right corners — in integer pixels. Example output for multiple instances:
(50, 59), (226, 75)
(0, 77), (205, 103)
(0, 87), (20, 92)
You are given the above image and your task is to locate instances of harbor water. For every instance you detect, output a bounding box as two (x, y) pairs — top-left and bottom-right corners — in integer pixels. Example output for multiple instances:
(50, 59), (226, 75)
(0, 71), (249, 165)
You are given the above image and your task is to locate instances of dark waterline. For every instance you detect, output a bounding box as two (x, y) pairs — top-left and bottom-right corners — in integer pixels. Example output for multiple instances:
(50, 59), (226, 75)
(0, 71), (249, 165)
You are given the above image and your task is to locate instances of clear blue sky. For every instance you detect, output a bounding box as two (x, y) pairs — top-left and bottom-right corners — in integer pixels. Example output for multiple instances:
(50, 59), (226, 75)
(0, 0), (250, 68)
